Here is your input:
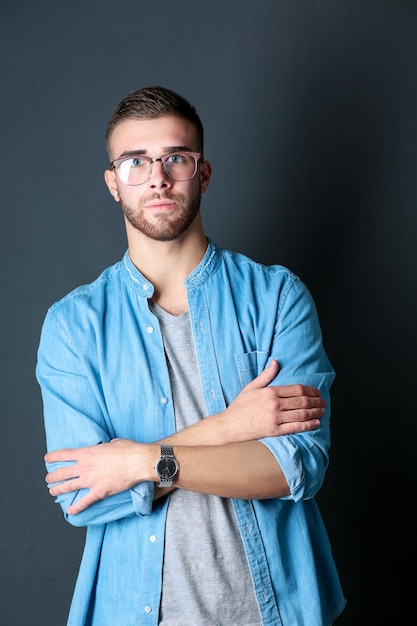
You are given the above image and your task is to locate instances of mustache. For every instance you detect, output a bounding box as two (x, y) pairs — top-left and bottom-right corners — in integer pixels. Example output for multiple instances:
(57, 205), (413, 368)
(145, 192), (182, 202)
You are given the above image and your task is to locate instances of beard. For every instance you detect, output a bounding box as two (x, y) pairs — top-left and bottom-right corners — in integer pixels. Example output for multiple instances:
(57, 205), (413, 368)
(119, 189), (202, 242)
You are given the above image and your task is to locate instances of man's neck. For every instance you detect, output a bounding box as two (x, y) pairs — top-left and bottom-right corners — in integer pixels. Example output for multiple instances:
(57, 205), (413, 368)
(127, 223), (208, 315)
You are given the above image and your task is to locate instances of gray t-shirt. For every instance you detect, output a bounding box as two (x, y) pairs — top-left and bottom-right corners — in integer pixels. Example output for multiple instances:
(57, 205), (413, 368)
(150, 302), (262, 626)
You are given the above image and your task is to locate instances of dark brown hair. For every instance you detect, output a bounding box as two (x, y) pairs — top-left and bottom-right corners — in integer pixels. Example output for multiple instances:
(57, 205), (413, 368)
(105, 86), (204, 156)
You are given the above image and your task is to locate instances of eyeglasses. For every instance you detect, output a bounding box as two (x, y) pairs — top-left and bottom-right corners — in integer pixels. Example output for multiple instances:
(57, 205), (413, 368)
(110, 151), (202, 186)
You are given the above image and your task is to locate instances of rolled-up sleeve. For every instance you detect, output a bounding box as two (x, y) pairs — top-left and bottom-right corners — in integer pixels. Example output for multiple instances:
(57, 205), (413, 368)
(259, 277), (335, 501)
(37, 306), (155, 526)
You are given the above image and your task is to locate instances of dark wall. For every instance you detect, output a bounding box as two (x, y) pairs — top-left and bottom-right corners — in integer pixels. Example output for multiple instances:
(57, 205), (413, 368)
(1, 1), (415, 624)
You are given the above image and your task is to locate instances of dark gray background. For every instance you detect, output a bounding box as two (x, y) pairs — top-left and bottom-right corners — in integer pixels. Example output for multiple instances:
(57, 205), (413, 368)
(1, 1), (415, 624)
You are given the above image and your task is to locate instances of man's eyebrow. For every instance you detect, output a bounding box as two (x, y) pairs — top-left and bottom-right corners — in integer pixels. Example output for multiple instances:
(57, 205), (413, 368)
(116, 146), (194, 159)
(164, 145), (194, 153)
(117, 149), (147, 158)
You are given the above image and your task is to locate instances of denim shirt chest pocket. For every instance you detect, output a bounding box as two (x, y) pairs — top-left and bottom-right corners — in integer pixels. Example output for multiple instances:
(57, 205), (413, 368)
(235, 350), (269, 388)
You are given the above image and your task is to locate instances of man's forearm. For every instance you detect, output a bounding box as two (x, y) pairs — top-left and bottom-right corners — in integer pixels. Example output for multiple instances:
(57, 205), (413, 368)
(167, 440), (289, 500)
(160, 361), (324, 447)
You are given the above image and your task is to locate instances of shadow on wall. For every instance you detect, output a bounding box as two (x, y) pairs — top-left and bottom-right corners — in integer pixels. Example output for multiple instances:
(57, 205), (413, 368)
(268, 40), (415, 625)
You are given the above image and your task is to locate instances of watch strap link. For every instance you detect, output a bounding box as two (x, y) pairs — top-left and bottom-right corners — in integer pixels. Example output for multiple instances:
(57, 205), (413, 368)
(160, 444), (174, 457)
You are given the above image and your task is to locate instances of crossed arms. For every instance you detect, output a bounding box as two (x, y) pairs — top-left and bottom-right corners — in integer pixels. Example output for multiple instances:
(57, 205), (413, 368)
(44, 360), (326, 517)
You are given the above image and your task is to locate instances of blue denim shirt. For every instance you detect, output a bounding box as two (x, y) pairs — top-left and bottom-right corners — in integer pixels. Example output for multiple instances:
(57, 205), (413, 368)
(37, 240), (346, 625)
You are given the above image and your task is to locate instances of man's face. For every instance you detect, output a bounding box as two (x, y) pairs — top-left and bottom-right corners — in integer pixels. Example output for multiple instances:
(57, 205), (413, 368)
(104, 116), (211, 242)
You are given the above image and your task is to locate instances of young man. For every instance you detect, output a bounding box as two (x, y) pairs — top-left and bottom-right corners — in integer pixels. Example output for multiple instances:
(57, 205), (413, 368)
(37, 86), (346, 625)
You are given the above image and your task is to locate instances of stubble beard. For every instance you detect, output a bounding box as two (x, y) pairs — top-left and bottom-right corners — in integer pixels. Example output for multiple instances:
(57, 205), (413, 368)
(119, 190), (202, 242)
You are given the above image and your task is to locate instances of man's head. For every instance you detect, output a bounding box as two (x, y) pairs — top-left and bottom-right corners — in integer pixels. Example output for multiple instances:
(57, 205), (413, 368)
(105, 86), (204, 160)
(104, 87), (211, 244)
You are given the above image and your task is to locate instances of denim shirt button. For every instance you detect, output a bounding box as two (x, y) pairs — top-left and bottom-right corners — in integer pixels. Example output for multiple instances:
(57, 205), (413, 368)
(160, 397), (168, 405)
(149, 534), (157, 542)
(146, 326), (154, 334)
(144, 606), (152, 613)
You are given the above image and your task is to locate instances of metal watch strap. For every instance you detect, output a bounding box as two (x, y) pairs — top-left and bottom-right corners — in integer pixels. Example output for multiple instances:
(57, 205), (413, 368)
(161, 444), (173, 457)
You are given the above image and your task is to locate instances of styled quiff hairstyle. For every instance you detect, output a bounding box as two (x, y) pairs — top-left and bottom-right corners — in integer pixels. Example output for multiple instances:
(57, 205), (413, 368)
(105, 86), (204, 158)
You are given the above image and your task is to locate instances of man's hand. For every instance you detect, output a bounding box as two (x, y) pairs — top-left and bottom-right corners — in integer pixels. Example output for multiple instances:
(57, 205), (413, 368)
(45, 438), (158, 516)
(221, 359), (325, 441)
(169, 360), (325, 447)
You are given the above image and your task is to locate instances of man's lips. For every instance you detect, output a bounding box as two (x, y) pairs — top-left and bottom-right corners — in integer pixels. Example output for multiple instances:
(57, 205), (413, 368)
(145, 200), (177, 210)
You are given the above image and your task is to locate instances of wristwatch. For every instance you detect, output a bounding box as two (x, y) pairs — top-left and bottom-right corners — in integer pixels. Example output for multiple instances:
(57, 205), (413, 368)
(155, 444), (179, 488)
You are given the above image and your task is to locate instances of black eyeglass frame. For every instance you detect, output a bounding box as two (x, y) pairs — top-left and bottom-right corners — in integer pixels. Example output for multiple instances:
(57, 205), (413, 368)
(110, 151), (203, 186)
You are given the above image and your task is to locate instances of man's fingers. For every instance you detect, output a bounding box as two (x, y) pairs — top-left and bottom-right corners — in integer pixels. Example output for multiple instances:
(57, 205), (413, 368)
(44, 448), (79, 464)
(48, 477), (80, 496)
(291, 406), (325, 422)
(67, 494), (95, 516)
(242, 362), (323, 402)
(274, 384), (322, 398)
(48, 478), (98, 515)
(280, 418), (321, 435)
(243, 360), (279, 391)
(283, 394), (325, 411)
(45, 464), (79, 484)
(44, 440), (103, 464)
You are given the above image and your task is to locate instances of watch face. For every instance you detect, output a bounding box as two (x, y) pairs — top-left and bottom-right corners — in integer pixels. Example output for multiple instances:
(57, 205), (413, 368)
(157, 457), (178, 479)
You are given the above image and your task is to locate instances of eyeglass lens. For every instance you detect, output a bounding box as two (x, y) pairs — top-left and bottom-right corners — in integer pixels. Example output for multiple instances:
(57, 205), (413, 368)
(118, 153), (197, 185)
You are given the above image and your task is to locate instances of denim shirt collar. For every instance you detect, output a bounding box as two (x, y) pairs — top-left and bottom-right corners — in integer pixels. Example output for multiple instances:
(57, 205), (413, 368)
(121, 239), (220, 297)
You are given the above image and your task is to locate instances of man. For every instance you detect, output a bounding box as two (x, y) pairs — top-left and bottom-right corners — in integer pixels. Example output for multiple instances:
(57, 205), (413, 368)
(37, 86), (346, 625)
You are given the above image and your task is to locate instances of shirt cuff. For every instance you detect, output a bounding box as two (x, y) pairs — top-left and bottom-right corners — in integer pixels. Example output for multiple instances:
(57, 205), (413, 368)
(130, 481), (155, 515)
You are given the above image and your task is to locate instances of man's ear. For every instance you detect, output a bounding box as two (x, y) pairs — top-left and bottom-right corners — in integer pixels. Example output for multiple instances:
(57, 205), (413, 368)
(200, 160), (212, 194)
(104, 169), (120, 202)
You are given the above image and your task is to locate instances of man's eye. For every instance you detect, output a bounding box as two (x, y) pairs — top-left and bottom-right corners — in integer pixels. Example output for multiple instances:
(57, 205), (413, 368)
(131, 157), (145, 167)
(167, 154), (185, 164)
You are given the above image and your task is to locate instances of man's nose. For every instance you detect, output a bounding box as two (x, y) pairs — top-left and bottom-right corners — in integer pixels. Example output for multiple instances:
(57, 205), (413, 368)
(148, 159), (171, 188)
